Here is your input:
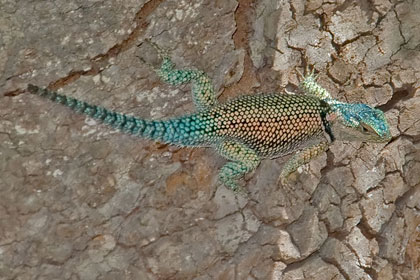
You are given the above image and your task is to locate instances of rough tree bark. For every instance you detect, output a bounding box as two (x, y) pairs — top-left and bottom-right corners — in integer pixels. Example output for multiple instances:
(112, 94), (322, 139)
(1, 0), (419, 279)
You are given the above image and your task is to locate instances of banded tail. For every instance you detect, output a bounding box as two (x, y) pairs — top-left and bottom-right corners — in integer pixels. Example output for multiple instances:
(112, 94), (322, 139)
(27, 84), (209, 146)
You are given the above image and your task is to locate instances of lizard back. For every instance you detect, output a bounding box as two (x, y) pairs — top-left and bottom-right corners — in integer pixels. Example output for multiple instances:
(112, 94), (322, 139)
(206, 94), (331, 157)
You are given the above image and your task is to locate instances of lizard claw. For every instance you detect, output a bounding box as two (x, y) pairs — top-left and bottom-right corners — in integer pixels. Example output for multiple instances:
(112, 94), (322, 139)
(296, 68), (305, 81)
(234, 187), (249, 198)
(279, 170), (290, 186)
(305, 65), (318, 81)
(144, 39), (170, 60)
(135, 54), (152, 68)
(296, 65), (318, 84)
(136, 40), (172, 70)
(221, 178), (249, 197)
(279, 171), (298, 190)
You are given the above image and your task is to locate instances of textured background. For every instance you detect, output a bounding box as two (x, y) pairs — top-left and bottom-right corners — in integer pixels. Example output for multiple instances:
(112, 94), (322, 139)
(1, 0), (419, 279)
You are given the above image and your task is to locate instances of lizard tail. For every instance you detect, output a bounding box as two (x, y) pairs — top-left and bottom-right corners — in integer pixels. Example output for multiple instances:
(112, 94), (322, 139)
(27, 84), (207, 146)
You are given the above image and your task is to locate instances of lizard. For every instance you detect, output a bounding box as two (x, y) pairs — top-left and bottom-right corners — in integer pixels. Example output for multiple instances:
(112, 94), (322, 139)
(27, 42), (392, 192)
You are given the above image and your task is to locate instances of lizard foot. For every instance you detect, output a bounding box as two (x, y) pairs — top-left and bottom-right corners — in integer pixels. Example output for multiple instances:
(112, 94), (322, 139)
(136, 40), (171, 69)
(279, 168), (298, 187)
(297, 65), (318, 83)
(220, 177), (249, 197)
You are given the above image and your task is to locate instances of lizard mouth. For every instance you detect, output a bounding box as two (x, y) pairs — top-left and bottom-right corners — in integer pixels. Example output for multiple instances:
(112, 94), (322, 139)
(372, 134), (392, 143)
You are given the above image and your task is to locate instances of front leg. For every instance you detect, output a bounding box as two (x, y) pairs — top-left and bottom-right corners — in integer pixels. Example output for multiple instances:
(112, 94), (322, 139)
(298, 68), (332, 101)
(280, 142), (329, 184)
(216, 140), (260, 193)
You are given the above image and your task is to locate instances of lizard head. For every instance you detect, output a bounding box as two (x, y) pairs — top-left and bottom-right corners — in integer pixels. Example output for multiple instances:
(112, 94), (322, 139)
(329, 103), (392, 143)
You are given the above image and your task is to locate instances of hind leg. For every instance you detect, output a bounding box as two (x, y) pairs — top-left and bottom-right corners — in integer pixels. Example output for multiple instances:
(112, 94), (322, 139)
(216, 140), (260, 193)
(140, 41), (217, 111)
